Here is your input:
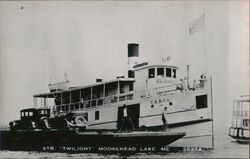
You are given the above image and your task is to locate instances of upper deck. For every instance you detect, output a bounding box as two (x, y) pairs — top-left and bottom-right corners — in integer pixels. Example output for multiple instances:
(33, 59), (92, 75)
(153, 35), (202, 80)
(34, 78), (135, 98)
(33, 78), (136, 114)
(232, 97), (250, 117)
(32, 68), (209, 117)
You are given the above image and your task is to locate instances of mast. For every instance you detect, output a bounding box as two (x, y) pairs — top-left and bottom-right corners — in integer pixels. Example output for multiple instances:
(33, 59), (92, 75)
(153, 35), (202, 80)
(203, 8), (207, 75)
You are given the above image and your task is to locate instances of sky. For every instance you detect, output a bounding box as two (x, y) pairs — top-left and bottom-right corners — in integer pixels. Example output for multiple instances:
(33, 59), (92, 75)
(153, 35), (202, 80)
(0, 1), (249, 132)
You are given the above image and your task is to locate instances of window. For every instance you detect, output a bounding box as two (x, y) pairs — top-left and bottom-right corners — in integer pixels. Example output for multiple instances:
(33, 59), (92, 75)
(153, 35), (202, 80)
(237, 119), (242, 128)
(55, 97), (61, 105)
(66, 105), (69, 111)
(128, 70), (135, 78)
(92, 100), (96, 107)
(75, 104), (79, 110)
(95, 111), (100, 120)
(85, 113), (88, 121)
(245, 119), (249, 127)
(148, 68), (155, 78)
(196, 95), (208, 109)
(86, 101), (90, 108)
(157, 68), (164, 77)
(120, 83), (125, 94)
(166, 68), (171, 77)
(29, 112), (33, 116)
(120, 88), (124, 94)
(70, 104), (74, 110)
(129, 83), (133, 91)
(243, 119), (249, 127)
(80, 103), (84, 109)
(173, 69), (176, 78)
(98, 99), (103, 105)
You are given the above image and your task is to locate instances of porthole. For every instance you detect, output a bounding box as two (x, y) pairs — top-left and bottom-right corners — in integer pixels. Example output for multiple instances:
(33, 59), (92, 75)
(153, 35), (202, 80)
(169, 102), (173, 106)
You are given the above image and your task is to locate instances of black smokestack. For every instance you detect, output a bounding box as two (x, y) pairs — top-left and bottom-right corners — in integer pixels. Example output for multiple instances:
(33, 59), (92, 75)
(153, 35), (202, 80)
(127, 43), (139, 78)
(128, 43), (139, 57)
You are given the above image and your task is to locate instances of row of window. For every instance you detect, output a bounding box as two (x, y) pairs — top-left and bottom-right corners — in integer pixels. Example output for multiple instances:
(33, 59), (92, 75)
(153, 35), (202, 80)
(148, 67), (176, 79)
(54, 85), (133, 105)
(229, 127), (249, 138)
(21, 111), (33, 117)
(232, 118), (250, 128)
(233, 111), (248, 116)
(21, 109), (49, 117)
(55, 94), (133, 112)
(243, 119), (249, 127)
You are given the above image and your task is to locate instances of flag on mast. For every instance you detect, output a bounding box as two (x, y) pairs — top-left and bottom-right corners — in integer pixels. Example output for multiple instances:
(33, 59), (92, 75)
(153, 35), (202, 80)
(189, 13), (205, 35)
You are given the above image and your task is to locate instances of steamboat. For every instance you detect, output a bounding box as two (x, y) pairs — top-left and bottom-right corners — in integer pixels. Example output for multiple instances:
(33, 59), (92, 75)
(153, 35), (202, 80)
(229, 96), (250, 143)
(1, 43), (214, 151)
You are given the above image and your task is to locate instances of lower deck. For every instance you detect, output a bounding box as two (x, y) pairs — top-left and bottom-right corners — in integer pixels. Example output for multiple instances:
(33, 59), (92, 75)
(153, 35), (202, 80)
(229, 127), (250, 143)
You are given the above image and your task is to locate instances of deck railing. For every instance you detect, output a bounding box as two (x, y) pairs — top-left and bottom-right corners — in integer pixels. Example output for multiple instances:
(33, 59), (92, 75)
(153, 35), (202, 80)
(233, 111), (249, 117)
(50, 79), (207, 115)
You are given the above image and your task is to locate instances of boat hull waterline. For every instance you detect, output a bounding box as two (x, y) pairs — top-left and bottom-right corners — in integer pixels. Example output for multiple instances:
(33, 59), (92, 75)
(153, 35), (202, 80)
(0, 130), (186, 152)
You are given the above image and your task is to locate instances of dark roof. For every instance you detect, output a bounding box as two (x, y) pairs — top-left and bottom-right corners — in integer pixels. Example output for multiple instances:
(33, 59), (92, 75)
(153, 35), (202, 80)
(21, 108), (50, 112)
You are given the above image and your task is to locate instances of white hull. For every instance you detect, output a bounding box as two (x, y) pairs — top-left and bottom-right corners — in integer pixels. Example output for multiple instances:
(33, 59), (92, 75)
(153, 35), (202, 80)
(169, 120), (213, 148)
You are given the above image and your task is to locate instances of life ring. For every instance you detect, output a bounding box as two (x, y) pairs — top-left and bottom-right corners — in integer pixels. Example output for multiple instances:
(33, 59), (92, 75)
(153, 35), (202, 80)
(75, 116), (87, 127)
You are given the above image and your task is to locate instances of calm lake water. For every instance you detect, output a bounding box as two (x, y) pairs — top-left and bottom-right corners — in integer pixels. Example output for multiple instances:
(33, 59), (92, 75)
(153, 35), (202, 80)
(0, 131), (249, 158)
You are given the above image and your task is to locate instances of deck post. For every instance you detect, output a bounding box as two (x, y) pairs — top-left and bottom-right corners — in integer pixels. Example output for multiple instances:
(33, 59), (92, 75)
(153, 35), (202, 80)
(117, 80), (120, 102)
(103, 83), (106, 104)
(41, 98), (43, 107)
(90, 87), (93, 107)
(80, 89), (82, 108)
(61, 93), (63, 111)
